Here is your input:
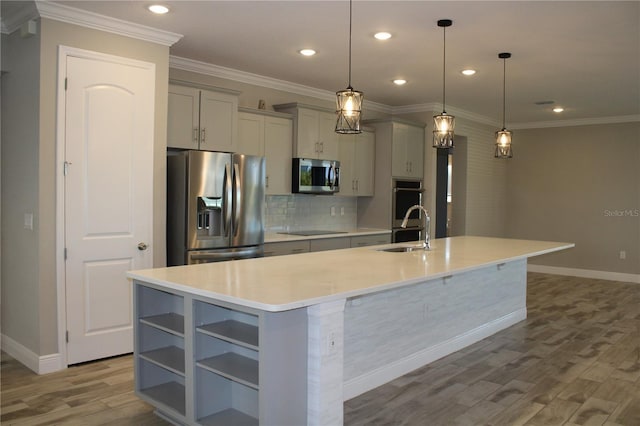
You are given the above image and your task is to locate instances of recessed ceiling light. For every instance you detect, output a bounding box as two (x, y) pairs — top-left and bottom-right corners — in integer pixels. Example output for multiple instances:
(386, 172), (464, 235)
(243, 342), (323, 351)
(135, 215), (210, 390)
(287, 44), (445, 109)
(553, 107), (564, 113)
(393, 79), (407, 85)
(148, 4), (169, 14)
(374, 32), (392, 40)
(461, 69), (476, 76)
(299, 49), (316, 57)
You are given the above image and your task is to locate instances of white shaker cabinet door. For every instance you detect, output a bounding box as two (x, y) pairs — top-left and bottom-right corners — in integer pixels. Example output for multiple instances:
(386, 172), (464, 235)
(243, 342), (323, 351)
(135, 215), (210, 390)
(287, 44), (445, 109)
(167, 85), (199, 149)
(264, 116), (293, 195)
(199, 89), (238, 153)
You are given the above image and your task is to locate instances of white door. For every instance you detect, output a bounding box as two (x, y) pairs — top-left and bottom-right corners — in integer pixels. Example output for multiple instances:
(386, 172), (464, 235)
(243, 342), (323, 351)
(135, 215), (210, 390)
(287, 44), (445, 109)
(64, 54), (154, 364)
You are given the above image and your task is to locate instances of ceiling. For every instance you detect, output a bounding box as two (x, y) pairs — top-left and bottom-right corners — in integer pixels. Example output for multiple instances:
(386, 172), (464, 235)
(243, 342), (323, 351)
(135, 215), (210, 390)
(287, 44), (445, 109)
(9, 1), (640, 125)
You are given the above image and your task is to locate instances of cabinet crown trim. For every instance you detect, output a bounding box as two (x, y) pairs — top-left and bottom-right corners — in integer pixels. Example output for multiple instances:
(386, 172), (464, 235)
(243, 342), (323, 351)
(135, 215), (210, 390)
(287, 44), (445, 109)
(169, 79), (241, 96)
(238, 107), (292, 119)
(273, 102), (334, 114)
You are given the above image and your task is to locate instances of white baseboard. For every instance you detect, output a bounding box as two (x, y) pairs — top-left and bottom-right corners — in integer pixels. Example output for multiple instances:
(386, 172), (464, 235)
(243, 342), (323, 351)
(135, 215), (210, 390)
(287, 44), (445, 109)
(343, 308), (527, 401)
(527, 265), (640, 284)
(1, 334), (65, 374)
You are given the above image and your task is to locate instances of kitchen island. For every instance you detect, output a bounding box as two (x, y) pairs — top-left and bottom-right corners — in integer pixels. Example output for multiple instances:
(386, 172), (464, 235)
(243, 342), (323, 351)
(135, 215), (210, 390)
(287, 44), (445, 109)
(127, 236), (573, 426)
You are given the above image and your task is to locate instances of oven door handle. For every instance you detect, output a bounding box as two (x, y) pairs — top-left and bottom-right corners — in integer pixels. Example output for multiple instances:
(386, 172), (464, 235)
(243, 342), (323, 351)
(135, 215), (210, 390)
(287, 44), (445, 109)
(394, 188), (425, 193)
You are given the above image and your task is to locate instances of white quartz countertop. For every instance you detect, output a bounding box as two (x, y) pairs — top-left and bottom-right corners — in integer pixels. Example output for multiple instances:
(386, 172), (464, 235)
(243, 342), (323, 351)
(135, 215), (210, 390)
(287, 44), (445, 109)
(264, 228), (390, 243)
(127, 236), (573, 312)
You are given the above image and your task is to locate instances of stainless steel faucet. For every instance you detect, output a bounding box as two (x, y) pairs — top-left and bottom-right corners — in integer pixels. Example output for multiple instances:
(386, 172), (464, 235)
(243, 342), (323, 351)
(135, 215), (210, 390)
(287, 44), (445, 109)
(400, 204), (430, 250)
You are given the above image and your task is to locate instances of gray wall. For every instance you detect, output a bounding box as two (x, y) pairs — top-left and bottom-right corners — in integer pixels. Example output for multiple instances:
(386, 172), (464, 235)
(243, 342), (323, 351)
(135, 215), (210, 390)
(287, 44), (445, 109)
(505, 122), (640, 274)
(1, 17), (169, 357)
(1, 24), (42, 353)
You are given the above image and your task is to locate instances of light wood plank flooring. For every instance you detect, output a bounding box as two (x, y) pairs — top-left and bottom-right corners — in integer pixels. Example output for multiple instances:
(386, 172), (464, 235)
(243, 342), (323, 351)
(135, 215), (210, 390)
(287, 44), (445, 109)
(2, 273), (639, 425)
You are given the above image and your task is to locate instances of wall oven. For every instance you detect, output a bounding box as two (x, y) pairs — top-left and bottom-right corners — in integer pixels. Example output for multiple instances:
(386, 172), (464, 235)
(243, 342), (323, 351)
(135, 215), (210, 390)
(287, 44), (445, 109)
(392, 179), (424, 242)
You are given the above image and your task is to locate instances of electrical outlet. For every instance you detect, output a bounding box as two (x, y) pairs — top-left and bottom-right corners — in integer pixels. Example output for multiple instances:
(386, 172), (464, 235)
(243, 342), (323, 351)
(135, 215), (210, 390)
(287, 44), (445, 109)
(340, 206), (345, 216)
(330, 206), (336, 216)
(619, 250), (626, 260)
(24, 213), (33, 230)
(326, 331), (337, 354)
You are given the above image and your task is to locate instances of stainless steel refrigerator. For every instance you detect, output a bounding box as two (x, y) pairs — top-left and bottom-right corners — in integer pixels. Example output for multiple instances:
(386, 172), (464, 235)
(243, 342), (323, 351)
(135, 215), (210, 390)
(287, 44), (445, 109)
(167, 150), (265, 265)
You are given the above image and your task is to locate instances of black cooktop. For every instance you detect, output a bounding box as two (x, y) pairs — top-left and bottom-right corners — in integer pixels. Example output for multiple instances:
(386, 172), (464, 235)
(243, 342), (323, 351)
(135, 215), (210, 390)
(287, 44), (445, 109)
(277, 230), (349, 236)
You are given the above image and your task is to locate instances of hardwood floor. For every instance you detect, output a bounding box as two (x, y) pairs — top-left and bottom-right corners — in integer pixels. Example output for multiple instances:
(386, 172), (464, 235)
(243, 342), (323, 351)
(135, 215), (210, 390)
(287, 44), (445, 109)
(2, 273), (638, 425)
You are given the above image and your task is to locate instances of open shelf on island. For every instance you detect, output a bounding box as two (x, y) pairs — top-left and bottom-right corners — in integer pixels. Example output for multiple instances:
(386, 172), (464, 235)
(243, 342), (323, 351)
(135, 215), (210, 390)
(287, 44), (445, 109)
(140, 312), (185, 336)
(198, 408), (258, 426)
(197, 320), (258, 350)
(197, 353), (259, 390)
(140, 345), (185, 376)
(139, 381), (185, 416)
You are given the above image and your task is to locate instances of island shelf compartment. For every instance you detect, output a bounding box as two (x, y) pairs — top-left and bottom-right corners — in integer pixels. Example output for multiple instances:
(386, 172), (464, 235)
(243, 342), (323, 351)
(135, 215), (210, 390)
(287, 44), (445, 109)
(134, 284), (186, 421)
(194, 300), (260, 423)
(195, 367), (259, 426)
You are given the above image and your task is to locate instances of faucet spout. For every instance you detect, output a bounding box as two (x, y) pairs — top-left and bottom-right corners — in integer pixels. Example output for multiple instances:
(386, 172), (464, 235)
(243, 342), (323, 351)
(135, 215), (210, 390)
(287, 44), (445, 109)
(400, 204), (431, 250)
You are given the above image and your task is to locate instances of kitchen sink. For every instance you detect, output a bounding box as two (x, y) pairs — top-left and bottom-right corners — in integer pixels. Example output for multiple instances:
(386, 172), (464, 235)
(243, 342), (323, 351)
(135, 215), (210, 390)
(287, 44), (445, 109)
(376, 246), (426, 253)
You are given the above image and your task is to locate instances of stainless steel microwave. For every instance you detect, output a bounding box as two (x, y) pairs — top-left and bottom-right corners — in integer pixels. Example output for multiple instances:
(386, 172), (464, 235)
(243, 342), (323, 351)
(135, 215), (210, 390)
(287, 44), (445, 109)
(292, 158), (340, 194)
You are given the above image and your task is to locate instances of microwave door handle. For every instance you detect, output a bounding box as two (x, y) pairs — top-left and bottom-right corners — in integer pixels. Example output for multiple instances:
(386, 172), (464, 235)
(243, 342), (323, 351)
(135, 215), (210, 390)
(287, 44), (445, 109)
(233, 163), (241, 237)
(332, 164), (338, 189)
(328, 164), (335, 190)
(223, 163), (232, 237)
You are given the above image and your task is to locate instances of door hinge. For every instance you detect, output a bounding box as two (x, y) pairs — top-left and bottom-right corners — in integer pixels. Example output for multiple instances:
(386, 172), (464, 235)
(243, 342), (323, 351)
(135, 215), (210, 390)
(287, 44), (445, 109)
(65, 77), (68, 91)
(65, 330), (69, 343)
(63, 161), (71, 176)
(64, 247), (67, 260)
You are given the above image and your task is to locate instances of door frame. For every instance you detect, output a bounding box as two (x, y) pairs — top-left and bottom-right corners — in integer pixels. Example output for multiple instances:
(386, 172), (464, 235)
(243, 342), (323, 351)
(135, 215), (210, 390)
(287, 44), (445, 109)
(55, 45), (155, 369)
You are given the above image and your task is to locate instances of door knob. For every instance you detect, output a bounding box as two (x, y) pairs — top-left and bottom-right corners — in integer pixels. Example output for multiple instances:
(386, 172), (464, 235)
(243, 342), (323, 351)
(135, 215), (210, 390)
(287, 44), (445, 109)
(137, 242), (148, 251)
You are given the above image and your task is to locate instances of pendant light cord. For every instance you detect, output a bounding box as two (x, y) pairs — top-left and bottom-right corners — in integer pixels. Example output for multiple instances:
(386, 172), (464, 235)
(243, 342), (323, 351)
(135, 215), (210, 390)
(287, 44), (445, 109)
(442, 24), (446, 112)
(502, 57), (506, 129)
(347, 0), (353, 89)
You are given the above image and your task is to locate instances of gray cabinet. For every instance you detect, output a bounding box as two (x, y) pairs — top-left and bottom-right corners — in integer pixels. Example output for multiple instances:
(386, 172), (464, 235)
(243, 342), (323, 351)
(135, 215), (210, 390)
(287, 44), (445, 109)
(350, 234), (391, 248)
(273, 103), (339, 160)
(263, 240), (310, 257)
(338, 129), (376, 196)
(309, 237), (351, 252)
(168, 83), (239, 152)
(390, 122), (424, 179)
(134, 282), (307, 425)
(237, 109), (293, 195)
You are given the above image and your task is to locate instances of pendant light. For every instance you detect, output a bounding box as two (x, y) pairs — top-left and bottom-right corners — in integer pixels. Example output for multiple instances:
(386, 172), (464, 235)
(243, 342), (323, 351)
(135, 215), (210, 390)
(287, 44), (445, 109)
(495, 52), (513, 158)
(335, 0), (363, 134)
(433, 19), (455, 149)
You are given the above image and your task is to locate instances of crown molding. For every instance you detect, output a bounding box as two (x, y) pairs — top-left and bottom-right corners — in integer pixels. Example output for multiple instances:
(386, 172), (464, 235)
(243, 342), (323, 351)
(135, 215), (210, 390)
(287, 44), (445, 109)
(1, 2), (39, 34)
(391, 102), (500, 126)
(511, 114), (640, 129)
(34, 1), (182, 46)
(170, 55), (392, 114)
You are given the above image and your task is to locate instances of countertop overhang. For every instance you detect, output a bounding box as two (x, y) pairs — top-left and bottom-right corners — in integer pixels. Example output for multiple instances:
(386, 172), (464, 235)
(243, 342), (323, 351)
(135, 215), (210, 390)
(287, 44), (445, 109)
(127, 236), (574, 312)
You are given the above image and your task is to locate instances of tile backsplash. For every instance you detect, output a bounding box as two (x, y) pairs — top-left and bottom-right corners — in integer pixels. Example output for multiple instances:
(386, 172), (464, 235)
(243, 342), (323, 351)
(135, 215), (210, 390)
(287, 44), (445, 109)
(265, 195), (357, 232)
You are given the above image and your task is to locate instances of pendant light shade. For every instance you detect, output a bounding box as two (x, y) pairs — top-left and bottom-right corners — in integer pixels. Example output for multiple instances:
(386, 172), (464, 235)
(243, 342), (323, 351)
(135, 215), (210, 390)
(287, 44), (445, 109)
(336, 0), (363, 134)
(433, 19), (454, 149)
(495, 52), (513, 158)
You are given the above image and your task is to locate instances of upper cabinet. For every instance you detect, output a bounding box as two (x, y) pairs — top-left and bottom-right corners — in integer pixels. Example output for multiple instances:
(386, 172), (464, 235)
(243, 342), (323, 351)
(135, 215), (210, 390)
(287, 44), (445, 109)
(167, 83), (239, 152)
(237, 108), (293, 195)
(390, 122), (425, 179)
(273, 103), (338, 160)
(338, 129), (375, 196)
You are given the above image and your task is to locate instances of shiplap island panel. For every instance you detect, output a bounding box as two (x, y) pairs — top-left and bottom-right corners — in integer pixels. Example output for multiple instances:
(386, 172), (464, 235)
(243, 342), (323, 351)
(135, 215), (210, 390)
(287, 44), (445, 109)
(127, 236), (573, 425)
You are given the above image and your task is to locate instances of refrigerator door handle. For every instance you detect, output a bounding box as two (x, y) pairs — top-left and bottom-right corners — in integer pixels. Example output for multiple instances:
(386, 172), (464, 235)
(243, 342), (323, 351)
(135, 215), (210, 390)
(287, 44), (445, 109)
(233, 163), (242, 237)
(223, 163), (232, 237)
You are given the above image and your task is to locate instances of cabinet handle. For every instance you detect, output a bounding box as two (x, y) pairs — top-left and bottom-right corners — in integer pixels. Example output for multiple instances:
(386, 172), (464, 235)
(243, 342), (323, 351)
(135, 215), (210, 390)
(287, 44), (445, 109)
(266, 175), (269, 188)
(315, 142), (319, 153)
(319, 142), (324, 153)
(193, 128), (198, 142)
(201, 128), (206, 143)
(356, 180), (359, 191)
